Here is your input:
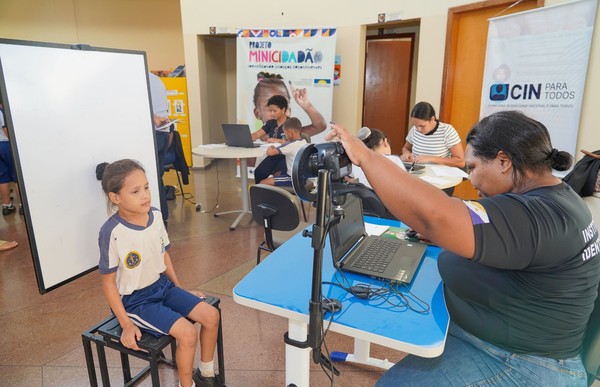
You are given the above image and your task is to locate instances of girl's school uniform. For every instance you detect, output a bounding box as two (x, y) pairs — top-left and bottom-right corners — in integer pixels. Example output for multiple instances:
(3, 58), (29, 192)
(98, 207), (202, 336)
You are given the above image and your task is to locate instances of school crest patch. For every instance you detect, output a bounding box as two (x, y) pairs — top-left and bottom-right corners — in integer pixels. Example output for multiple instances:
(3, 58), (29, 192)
(124, 251), (141, 269)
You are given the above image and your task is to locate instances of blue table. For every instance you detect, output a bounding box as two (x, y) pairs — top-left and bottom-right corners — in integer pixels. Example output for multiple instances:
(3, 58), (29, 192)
(233, 217), (449, 387)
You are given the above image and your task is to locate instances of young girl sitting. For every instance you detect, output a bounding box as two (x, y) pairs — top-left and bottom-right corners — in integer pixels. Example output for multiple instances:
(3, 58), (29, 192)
(96, 159), (221, 387)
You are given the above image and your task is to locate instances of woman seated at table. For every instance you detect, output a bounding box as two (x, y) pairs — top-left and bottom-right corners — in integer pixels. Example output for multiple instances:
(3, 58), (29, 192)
(327, 111), (598, 386)
(350, 127), (405, 189)
(400, 101), (465, 169)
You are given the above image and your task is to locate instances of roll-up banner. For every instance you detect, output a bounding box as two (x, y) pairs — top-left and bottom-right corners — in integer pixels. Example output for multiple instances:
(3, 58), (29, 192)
(237, 28), (337, 143)
(480, 0), (597, 165)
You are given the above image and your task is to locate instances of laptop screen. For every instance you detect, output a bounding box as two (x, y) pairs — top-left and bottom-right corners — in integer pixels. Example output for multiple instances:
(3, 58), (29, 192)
(329, 195), (367, 267)
(221, 124), (255, 148)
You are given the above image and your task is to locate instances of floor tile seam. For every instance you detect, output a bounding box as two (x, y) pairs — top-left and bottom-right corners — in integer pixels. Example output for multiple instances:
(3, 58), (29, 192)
(47, 364), (147, 369)
(169, 240), (260, 259)
(171, 250), (255, 262)
(173, 229), (260, 241)
(0, 284), (101, 318)
(195, 258), (256, 288)
(40, 342), (92, 367)
(204, 255), (255, 273)
(188, 268), (248, 289)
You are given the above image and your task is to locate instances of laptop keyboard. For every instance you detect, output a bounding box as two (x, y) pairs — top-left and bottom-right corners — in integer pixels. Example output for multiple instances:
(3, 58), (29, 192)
(352, 239), (400, 273)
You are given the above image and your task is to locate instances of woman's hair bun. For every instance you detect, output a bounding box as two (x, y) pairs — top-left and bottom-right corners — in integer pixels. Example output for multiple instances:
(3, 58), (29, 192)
(95, 162), (108, 181)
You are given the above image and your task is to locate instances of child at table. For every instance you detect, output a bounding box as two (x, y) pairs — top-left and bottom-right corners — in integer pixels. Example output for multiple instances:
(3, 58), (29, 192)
(251, 72), (327, 136)
(251, 94), (289, 142)
(350, 127), (406, 189)
(96, 159), (221, 387)
(255, 117), (307, 186)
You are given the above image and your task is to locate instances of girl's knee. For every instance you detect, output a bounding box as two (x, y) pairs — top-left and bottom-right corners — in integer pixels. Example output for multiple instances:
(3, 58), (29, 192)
(171, 320), (198, 347)
(204, 305), (220, 329)
(189, 303), (220, 329)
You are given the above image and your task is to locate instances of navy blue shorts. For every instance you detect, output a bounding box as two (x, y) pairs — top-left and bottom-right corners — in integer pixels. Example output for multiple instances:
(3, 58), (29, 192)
(121, 273), (203, 337)
(273, 173), (292, 187)
(0, 142), (16, 184)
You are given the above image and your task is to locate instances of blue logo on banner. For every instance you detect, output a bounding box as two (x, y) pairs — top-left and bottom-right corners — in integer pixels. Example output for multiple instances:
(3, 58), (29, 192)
(490, 84), (508, 101)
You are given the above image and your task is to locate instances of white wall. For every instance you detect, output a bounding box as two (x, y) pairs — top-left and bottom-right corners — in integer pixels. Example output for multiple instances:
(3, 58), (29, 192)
(180, 0), (600, 166)
(0, 0), (185, 71)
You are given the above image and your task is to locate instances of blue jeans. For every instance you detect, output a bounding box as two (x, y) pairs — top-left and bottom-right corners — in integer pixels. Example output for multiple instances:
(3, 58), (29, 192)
(376, 323), (587, 387)
(155, 130), (170, 222)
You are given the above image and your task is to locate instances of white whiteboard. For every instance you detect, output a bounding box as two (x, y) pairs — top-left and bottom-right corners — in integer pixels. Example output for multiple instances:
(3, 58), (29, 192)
(0, 40), (160, 293)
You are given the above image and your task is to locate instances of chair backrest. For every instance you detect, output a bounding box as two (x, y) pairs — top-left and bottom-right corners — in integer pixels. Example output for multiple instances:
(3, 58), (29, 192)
(331, 182), (397, 220)
(583, 281), (600, 384)
(583, 194), (600, 384)
(300, 132), (311, 143)
(250, 184), (303, 232)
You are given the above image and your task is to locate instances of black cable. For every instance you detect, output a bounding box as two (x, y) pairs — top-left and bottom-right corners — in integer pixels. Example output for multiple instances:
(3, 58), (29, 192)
(322, 269), (431, 313)
(174, 183), (200, 208)
(320, 296), (338, 386)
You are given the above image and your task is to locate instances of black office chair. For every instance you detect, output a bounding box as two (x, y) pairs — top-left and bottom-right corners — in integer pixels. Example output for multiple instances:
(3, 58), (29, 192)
(280, 132), (312, 221)
(164, 130), (201, 210)
(250, 184), (310, 264)
(164, 130), (190, 199)
(331, 181), (397, 220)
(582, 193), (600, 385)
(280, 185), (309, 222)
(583, 281), (600, 386)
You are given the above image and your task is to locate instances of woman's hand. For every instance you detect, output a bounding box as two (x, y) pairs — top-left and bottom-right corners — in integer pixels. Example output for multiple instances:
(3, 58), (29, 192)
(414, 155), (432, 164)
(120, 324), (142, 351)
(400, 152), (414, 163)
(325, 123), (371, 167)
(153, 113), (169, 128)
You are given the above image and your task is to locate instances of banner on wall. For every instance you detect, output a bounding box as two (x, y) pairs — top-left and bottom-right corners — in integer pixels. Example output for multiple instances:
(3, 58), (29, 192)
(480, 0), (597, 162)
(237, 28), (337, 143)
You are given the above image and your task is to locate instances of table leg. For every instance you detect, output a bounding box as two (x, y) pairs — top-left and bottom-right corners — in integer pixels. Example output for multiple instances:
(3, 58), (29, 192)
(214, 158), (252, 231)
(330, 338), (394, 369)
(285, 320), (311, 387)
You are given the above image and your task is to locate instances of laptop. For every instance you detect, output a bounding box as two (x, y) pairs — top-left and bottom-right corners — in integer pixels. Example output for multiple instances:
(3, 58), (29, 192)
(329, 194), (427, 283)
(222, 124), (260, 148)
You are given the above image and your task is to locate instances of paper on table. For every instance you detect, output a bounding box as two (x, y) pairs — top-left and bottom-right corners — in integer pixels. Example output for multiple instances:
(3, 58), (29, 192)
(429, 165), (468, 178)
(420, 175), (452, 186)
(202, 143), (227, 148)
(155, 119), (182, 131)
(365, 223), (390, 236)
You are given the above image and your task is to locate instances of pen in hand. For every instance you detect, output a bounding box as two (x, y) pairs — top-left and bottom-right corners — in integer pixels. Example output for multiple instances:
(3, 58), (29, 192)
(409, 162), (416, 172)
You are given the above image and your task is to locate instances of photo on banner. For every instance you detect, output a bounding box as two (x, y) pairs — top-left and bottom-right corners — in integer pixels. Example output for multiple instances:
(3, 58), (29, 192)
(236, 28), (337, 143)
(479, 0), (597, 168)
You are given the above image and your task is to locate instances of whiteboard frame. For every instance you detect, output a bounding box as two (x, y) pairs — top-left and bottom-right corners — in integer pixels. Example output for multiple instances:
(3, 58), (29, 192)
(0, 39), (161, 293)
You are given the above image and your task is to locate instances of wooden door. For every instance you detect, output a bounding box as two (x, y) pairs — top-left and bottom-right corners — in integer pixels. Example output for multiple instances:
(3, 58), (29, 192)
(363, 36), (414, 155)
(440, 0), (542, 199)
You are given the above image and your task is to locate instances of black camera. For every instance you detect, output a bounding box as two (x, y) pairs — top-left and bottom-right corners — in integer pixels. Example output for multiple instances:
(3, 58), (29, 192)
(292, 142), (352, 202)
(308, 142), (352, 181)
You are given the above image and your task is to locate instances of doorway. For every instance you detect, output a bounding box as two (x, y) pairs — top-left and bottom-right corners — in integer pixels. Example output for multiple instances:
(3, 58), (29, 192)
(362, 21), (420, 156)
(362, 35), (414, 155)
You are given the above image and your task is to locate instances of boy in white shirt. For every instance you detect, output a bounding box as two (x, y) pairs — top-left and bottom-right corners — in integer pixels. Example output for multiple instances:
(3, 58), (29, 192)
(257, 117), (307, 186)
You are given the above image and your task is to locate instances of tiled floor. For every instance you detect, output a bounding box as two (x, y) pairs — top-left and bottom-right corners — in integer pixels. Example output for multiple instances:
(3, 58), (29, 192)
(0, 159), (400, 387)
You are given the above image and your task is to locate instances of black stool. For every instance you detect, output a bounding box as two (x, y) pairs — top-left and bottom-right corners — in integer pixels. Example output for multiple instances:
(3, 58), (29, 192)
(82, 295), (225, 386)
